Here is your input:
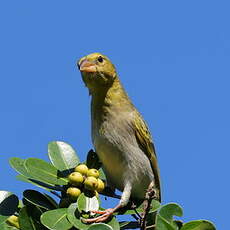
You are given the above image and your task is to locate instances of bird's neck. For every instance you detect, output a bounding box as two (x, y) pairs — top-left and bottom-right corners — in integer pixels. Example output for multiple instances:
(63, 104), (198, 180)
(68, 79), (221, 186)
(91, 78), (130, 124)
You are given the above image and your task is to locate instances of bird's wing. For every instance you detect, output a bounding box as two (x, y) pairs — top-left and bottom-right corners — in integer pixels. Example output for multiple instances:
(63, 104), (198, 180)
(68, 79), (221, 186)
(133, 113), (161, 202)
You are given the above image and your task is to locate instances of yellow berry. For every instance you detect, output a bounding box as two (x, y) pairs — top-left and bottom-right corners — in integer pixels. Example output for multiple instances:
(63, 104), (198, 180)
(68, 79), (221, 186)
(68, 172), (84, 186)
(66, 187), (81, 201)
(96, 178), (105, 192)
(84, 176), (98, 191)
(6, 215), (19, 229)
(75, 164), (88, 175)
(87, 168), (99, 178)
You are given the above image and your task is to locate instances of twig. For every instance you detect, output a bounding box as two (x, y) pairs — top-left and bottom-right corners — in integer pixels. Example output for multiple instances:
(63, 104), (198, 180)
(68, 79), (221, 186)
(131, 214), (140, 221)
(140, 181), (156, 230)
(146, 224), (156, 229)
(134, 208), (142, 219)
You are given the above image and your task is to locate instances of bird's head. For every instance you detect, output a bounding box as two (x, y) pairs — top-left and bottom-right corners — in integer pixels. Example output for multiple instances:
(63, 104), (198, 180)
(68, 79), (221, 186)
(77, 53), (117, 93)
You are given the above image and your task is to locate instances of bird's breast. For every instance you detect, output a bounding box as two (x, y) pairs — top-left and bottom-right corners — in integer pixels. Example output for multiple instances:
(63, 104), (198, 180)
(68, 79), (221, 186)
(93, 126), (127, 190)
(92, 118), (154, 199)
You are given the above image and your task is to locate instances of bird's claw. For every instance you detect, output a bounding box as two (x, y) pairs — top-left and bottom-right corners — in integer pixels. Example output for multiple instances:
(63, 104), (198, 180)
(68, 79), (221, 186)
(81, 209), (114, 223)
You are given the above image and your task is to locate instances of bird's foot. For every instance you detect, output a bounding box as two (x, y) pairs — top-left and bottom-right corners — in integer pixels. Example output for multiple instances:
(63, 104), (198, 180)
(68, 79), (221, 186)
(82, 208), (115, 223)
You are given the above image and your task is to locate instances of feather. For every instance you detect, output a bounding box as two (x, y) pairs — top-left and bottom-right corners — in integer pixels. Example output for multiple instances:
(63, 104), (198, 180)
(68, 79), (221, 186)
(133, 114), (161, 202)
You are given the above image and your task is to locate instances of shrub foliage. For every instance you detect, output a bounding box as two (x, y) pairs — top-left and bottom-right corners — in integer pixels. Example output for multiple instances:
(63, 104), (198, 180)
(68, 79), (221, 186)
(0, 141), (216, 230)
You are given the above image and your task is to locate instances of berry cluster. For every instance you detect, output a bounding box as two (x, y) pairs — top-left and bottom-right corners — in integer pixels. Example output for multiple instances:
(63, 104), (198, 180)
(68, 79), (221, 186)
(66, 164), (105, 201)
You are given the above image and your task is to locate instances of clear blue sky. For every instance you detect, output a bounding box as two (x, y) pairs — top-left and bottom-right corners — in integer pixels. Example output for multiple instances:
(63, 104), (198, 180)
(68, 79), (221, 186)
(0, 1), (229, 229)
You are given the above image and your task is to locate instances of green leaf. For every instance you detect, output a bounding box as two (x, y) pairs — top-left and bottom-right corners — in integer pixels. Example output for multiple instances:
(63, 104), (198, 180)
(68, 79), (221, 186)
(99, 168), (106, 181)
(86, 150), (101, 170)
(117, 199), (160, 215)
(43, 193), (59, 208)
(72, 206), (119, 229)
(12, 158), (64, 191)
(180, 220), (216, 230)
(119, 221), (130, 228)
(19, 206), (43, 230)
(107, 216), (120, 230)
(156, 214), (175, 230)
(77, 193), (99, 213)
(23, 190), (57, 210)
(9, 158), (29, 177)
(25, 158), (68, 186)
(16, 175), (53, 191)
(0, 191), (19, 224)
(41, 208), (73, 230)
(88, 223), (113, 230)
(158, 203), (183, 222)
(155, 203), (183, 230)
(0, 222), (19, 230)
(48, 141), (80, 175)
(67, 203), (89, 230)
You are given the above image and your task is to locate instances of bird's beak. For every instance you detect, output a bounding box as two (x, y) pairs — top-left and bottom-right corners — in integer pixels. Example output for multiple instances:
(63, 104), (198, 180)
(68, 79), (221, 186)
(78, 59), (97, 73)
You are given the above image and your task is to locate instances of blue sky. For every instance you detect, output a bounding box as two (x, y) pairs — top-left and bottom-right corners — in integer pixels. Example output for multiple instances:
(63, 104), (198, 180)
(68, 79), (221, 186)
(0, 1), (229, 229)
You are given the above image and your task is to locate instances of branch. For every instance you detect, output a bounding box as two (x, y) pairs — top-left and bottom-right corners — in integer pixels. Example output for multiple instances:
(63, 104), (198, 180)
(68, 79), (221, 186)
(140, 181), (156, 230)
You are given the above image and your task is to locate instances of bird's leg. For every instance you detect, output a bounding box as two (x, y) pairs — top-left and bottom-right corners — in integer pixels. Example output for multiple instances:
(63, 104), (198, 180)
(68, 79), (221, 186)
(82, 183), (132, 223)
(83, 204), (122, 223)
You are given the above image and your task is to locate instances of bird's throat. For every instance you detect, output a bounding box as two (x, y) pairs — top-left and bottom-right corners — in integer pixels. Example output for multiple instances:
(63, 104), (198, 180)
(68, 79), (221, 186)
(90, 78), (130, 127)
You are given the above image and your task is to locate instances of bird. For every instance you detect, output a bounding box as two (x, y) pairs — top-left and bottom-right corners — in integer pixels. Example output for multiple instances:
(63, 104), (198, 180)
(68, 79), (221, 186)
(77, 53), (161, 223)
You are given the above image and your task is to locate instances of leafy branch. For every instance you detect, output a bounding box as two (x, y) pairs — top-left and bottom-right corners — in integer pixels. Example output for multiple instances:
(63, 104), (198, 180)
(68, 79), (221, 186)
(0, 141), (216, 230)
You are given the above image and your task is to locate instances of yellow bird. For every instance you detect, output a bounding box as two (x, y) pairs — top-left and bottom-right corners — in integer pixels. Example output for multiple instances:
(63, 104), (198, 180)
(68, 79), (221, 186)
(77, 53), (161, 222)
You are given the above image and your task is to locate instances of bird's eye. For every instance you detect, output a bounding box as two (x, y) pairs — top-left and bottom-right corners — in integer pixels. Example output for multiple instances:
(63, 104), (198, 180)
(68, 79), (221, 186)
(97, 56), (103, 63)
